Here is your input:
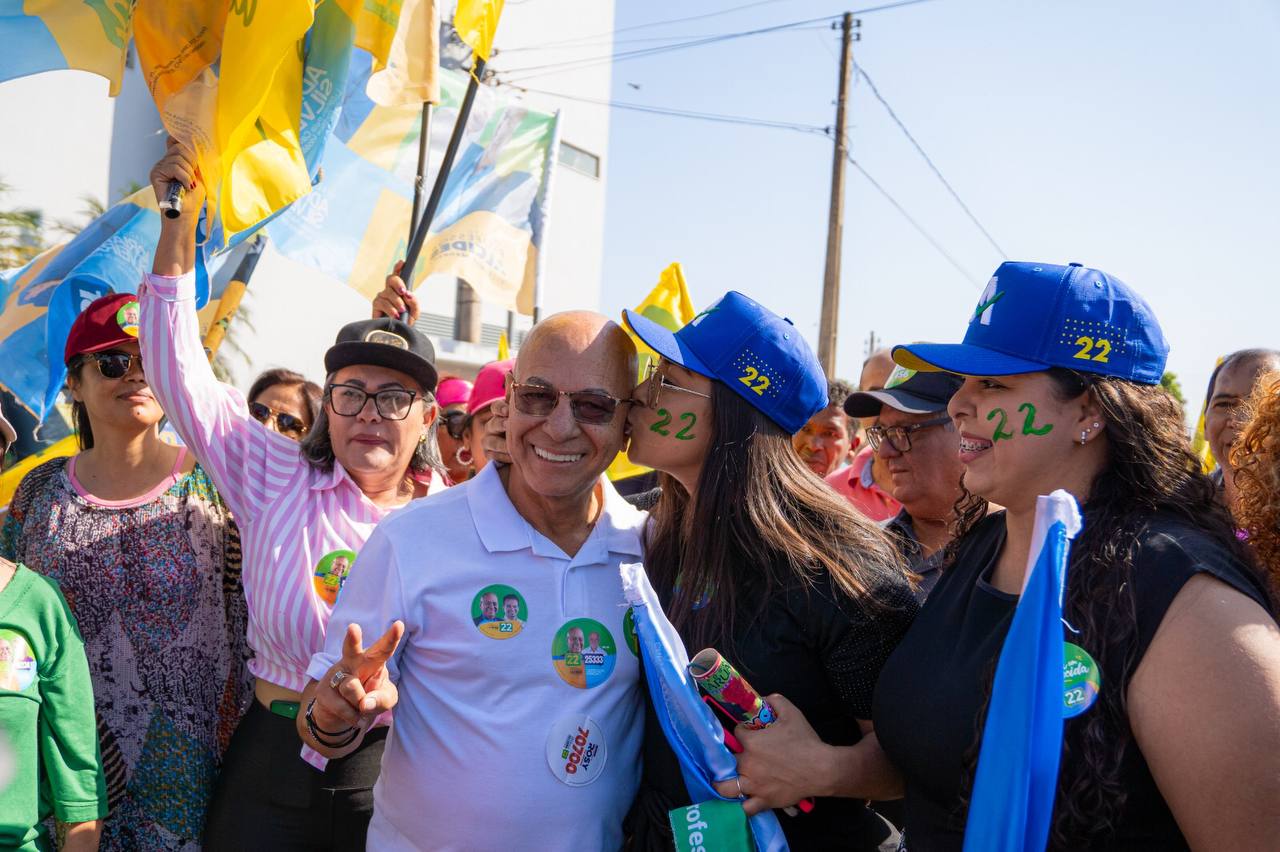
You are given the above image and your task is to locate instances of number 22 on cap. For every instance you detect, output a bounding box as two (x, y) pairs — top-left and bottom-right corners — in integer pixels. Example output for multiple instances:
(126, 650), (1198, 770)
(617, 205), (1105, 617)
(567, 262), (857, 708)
(738, 366), (770, 396)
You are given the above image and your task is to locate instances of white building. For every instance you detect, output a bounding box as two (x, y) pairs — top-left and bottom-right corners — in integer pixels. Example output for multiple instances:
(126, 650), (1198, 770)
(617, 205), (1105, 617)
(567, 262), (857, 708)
(0, 0), (615, 388)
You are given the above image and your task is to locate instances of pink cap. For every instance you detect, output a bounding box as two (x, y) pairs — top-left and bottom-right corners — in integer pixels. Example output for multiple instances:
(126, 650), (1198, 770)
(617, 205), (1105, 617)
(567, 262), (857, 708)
(467, 358), (516, 415)
(436, 376), (473, 408)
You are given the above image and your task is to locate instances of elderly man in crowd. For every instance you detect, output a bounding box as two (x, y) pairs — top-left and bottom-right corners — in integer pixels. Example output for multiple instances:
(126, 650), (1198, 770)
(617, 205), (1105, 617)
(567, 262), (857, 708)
(298, 311), (647, 850)
(792, 378), (859, 477)
(825, 349), (902, 521)
(845, 365), (966, 599)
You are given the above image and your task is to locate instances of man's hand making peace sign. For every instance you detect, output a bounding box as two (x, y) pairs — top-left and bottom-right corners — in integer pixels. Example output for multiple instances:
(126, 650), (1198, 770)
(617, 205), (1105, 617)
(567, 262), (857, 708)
(297, 621), (404, 758)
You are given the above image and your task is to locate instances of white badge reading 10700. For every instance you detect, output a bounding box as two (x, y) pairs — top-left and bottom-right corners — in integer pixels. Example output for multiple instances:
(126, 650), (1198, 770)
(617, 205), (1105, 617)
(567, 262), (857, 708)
(545, 714), (608, 787)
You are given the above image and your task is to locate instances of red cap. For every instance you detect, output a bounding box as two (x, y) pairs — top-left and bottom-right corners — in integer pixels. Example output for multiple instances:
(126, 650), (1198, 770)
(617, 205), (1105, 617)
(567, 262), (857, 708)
(64, 292), (142, 365)
(467, 358), (516, 415)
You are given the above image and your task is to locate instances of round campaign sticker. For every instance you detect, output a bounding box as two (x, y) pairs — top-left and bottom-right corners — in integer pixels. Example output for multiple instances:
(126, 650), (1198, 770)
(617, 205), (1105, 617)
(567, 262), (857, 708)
(551, 618), (616, 689)
(0, 629), (38, 692)
(1062, 641), (1101, 718)
(116, 301), (140, 338)
(313, 549), (358, 607)
(545, 714), (608, 787)
(472, 584), (527, 639)
(622, 607), (639, 658)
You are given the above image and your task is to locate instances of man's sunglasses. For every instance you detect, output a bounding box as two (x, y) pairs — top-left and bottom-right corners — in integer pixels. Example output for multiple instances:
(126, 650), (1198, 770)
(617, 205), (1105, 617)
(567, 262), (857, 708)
(249, 402), (309, 436)
(442, 409), (469, 440)
(79, 351), (142, 380)
(510, 382), (630, 426)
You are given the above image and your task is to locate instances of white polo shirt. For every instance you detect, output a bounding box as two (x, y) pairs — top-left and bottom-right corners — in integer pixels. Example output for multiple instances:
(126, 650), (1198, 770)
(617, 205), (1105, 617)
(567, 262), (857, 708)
(307, 463), (647, 851)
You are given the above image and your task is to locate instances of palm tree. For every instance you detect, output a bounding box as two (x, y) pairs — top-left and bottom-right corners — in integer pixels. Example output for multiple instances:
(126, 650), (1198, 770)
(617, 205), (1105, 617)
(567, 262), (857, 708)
(0, 177), (45, 269)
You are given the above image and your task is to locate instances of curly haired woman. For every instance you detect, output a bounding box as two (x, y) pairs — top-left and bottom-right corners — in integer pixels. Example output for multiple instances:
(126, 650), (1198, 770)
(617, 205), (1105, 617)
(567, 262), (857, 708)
(1231, 371), (1280, 597)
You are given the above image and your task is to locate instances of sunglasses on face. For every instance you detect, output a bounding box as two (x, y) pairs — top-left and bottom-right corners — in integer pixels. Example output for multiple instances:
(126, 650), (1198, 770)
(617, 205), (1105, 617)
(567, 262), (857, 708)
(326, 382), (419, 421)
(642, 361), (711, 410)
(85, 351), (142, 380)
(509, 382), (630, 426)
(442, 409), (468, 440)
(865, 415), (952, 453)
(249, 402), (309, 436)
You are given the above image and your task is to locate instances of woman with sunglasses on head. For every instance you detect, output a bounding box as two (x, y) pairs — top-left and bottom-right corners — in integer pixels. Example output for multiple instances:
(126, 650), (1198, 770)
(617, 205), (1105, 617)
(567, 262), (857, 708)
(619, 293), (919, 851)
(140, 143), (446, 849)
(871, 263), (1280, 850)
(0, 293), (249, 850)
(247, 368), (321, 443)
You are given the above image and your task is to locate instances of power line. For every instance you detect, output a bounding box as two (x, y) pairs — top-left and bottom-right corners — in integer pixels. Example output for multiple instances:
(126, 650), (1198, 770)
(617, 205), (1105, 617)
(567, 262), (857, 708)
(502, 83), (831, 135)
(847, 153), (983, 287)
(506, 0), (942, 52)
(496, 16), (836, 82)
(855, 63), (1008, 259)
(509, 0), (804, 51)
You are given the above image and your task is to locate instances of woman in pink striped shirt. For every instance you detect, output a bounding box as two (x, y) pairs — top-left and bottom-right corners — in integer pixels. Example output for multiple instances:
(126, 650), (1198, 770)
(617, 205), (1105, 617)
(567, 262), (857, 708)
(141, 144), (444, 850)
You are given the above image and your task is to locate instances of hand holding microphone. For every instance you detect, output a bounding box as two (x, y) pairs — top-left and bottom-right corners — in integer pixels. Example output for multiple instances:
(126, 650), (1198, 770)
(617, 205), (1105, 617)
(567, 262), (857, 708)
(149, 137), (204, 224)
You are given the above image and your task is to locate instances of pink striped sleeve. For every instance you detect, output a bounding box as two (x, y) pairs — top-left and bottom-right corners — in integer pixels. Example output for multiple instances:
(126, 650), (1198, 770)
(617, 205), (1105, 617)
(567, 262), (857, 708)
(138, 271), (298, 519)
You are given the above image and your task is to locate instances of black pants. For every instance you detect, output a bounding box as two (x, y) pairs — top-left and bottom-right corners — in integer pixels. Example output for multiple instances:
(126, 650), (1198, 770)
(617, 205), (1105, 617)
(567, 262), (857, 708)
(203, 701), (387, 851)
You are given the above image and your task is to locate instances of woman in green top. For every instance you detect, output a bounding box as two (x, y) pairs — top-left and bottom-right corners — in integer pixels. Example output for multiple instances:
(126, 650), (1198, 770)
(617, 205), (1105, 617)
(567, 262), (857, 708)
(0, 408), (107, 851)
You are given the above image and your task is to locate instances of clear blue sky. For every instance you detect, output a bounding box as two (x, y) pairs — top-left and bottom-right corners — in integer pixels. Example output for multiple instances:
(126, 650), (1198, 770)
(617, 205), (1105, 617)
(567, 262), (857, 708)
(500, 0), (1280, 410)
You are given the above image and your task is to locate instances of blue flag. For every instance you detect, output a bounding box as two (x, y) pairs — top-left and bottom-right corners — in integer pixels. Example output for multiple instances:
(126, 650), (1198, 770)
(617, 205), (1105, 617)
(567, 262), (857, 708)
(963, 490), (1083, 852)
(620, 563), (788, 852)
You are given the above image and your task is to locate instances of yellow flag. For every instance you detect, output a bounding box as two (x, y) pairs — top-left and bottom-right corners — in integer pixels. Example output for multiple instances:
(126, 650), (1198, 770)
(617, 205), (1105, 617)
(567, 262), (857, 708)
(134, 1), (315, 239)
(607, 263), (697, 482)
(454, 0), (505, 61)
(497, 331), (510, 360)
(1191, 355), (1224, 474)
(367, 0), (441, 107)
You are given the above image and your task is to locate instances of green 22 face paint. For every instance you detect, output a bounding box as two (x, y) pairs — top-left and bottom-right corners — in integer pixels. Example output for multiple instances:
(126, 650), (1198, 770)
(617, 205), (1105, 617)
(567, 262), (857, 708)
(986, 402), (1054, 443)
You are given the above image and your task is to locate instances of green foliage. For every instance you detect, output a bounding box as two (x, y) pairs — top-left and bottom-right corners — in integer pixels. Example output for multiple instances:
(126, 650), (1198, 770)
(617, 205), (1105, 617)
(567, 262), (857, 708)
(0, 177), (45, 269)
(1160, 371), (1186, 405)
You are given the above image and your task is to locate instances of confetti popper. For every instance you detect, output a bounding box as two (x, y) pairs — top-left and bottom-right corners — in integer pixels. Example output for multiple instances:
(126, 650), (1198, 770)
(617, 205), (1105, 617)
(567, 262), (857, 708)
(689, 648), (815, 815)
(688, 649), (777, 730)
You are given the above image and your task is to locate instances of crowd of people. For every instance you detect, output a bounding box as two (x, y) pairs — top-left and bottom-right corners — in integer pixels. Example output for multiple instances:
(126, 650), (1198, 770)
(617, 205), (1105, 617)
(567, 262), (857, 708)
(2, 145), (1279, 852)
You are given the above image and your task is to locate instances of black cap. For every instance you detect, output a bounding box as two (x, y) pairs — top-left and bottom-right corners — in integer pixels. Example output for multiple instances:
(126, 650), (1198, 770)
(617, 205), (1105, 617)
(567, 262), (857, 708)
(324, 318), (438, 394)
(843, 365), (962, 417)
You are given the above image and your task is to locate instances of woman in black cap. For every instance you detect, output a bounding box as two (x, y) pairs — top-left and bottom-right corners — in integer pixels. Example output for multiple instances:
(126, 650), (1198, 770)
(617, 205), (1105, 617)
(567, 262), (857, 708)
(141, 142), (445, 849)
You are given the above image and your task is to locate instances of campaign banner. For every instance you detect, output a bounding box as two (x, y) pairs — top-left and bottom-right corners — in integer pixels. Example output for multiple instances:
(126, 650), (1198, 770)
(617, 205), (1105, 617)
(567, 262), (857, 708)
(269, 57), (559, 315)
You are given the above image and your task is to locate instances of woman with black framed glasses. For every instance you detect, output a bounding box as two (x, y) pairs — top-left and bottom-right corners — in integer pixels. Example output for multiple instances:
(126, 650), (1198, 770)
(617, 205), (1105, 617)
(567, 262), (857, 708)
(137, 142), (447, 850)
(1, 292), (249, 850)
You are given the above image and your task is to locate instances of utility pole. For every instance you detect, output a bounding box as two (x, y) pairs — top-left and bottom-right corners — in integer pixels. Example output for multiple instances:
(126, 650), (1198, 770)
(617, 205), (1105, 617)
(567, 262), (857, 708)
(818, 12), (855, 377)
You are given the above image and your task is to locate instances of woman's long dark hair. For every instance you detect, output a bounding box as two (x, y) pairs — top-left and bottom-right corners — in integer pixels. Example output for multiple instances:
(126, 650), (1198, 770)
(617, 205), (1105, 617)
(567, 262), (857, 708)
(952, 368), (1252, 848)
(644, 381), (907, 656)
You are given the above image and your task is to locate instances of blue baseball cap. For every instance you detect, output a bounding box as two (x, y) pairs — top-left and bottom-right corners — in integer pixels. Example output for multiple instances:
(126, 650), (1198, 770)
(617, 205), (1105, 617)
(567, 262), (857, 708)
(894, 261), (1168, 384)
(623, 291), (828, 434)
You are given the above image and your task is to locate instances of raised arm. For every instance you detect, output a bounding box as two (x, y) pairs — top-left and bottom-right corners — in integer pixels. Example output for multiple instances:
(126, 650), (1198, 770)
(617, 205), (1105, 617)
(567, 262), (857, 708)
(139, 140), (298, 520)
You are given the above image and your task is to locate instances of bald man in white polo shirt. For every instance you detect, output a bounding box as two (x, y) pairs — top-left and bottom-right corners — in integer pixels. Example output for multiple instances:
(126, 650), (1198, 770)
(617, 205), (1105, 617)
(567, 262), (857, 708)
(300, 312), (646, 850)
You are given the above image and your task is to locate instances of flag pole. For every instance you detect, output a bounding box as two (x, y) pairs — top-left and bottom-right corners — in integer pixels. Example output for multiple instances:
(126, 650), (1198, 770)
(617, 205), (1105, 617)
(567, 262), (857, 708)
(203, 235), (265, 361)
(400, 57), (486, 286)
(409, 104), (433, 243)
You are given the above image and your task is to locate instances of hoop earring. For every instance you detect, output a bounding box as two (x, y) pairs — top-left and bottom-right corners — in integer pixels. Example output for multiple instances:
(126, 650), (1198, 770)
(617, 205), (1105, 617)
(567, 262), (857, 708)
(456, 447), (473, 466)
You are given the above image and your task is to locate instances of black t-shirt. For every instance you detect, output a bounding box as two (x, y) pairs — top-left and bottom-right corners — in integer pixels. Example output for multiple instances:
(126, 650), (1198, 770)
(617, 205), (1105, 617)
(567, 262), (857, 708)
(631, 563), (919, 851)
(873, 511), (1274, 851)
